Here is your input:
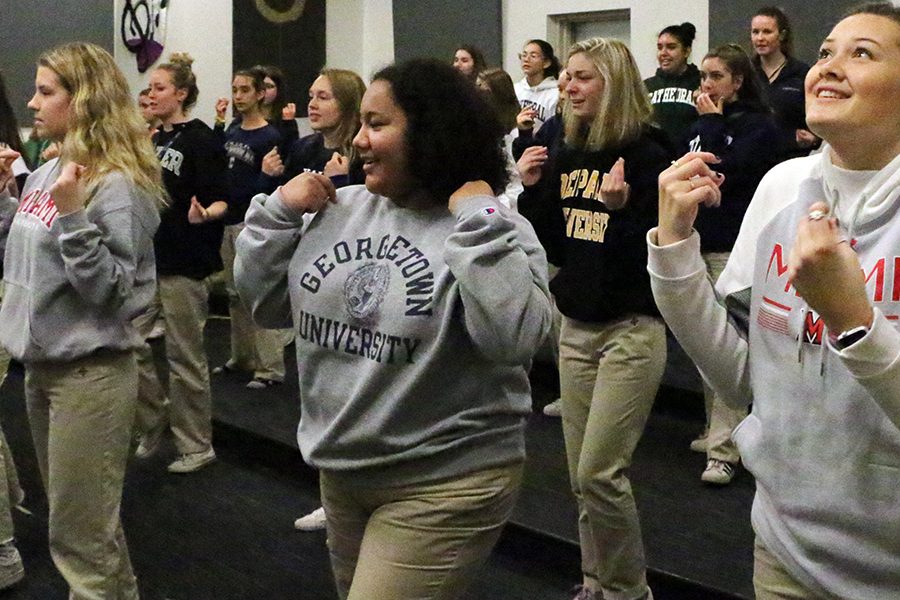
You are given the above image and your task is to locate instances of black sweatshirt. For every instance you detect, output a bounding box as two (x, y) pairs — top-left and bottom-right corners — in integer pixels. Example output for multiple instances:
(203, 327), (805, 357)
(518, 126), (673, 323)
(684, 99), (780, 253)
(260, 133), (364, 192)
(222, 121), (281, 225)
(154, 119), (228, 279)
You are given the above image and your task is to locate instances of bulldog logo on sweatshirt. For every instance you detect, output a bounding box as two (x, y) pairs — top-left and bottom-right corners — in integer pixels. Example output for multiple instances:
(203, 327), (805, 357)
(344, 262), (390, 321)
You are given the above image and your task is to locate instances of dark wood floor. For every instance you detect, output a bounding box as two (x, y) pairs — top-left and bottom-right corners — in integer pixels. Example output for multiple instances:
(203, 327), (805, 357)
(0, 318), (755, 599)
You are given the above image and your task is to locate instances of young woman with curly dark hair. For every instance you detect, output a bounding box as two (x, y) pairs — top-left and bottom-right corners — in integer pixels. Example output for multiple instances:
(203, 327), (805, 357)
(234, 59), (552, 599)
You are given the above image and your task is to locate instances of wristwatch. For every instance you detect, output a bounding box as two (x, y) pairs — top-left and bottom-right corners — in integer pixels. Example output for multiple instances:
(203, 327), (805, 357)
(833, 325), (869, 350)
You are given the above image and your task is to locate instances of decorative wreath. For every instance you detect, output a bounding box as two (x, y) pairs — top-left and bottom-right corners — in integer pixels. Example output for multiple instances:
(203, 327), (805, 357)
(121, 0), (169, 73)
(254, 0), (307, 24)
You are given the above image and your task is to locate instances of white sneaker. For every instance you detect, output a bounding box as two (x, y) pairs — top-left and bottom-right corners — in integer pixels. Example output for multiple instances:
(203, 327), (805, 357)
(0, 543), (24, 590)
(294, 506), (327, 531)
(246, 377), (282, 390)
(134, 423), (165, 459)
(701, 459), (736, 485)
(167, 448), (216, 473)
(542, 398), (562, 417)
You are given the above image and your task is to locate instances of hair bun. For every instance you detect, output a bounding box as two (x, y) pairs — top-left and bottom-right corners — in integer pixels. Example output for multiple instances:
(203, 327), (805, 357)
(680, 22), (697, 44)
(168, 52), (195, 68)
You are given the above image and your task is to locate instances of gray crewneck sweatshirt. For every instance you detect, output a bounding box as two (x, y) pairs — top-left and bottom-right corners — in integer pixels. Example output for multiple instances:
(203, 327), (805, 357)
(235, 185), (552, 486)
(0, 158), (161, 362)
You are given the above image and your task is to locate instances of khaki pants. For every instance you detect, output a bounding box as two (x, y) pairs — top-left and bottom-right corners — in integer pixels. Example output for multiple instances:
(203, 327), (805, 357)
(559, 314), (666, 600)
(132, 299), (169, 437)
(321, 462), (523, 600)
(26, 351), (139, 600)
(156, 275), (213, 454)
(701, 253), (746, 464)
(220, 225), (285, 381)
(753, 538), (817, 599)
(0, 290), (24, 544)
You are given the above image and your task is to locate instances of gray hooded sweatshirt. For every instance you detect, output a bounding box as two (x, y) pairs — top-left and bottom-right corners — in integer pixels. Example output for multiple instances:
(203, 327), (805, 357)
(648, 149), (900, 598)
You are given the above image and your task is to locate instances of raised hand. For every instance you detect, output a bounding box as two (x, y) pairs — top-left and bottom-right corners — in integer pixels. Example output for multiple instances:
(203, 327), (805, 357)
(323, 152), (349, 177)
(517, 145), (548, 187)
(516, 107), (538, 131)
(280, 172), (337, 214)
(215, 97), (229, 119)
(795, 128), (819, 148)
(50, 162), (88, 216)
(600, 157), (631, 210)
(0, 148), (20, 196)
(787, 202), (873, 333)
(448, 180), (493, 212)
(282, 103), (297, 120)
(656, 152), (724, 246)
(262, 147), (284, 177)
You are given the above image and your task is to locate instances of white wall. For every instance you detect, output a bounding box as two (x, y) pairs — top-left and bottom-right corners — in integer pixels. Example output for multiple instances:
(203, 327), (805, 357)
(326, 0), (394, 80)
(112, 0), (391, 127)
(502, 0), (709, 80)
(113, 0), (233, 126)
(110, 0), (709, 124)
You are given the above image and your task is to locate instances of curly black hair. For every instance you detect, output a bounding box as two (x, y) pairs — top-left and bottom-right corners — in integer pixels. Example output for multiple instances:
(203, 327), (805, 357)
(371, 59), (509, 202)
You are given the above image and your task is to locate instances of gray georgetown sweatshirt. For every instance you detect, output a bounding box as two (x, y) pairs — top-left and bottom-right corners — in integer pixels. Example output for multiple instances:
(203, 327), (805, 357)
(235, 185), (552, 486)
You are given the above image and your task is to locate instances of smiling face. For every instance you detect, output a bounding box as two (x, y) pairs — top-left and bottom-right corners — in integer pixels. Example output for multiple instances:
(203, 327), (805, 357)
(565, 52), (604, 122)
(453, 49), (475, 76)
(232, 75), (264, 115)
(147, 68), (186, 124)
(751, 15), (783, 58)
(805, 13), (900, 152)
(700, 57), (743, 104)
(27, 66), (71, 141)
(353, 80), (414, 200)
(307, 75), (342, 133)
(657, 33), (689, 75)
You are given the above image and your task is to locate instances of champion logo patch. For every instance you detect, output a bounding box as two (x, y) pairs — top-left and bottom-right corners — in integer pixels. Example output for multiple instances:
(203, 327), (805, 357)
(482, 207), (496, 216)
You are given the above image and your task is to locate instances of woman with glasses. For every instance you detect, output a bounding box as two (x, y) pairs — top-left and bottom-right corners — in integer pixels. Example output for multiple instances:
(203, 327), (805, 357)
(514, 39), (561, 133)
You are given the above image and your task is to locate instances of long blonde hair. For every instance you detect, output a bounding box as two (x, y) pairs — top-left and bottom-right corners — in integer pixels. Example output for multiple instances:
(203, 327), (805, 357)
(564, 37), (654, 151)
(39, 42), (164, 207)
